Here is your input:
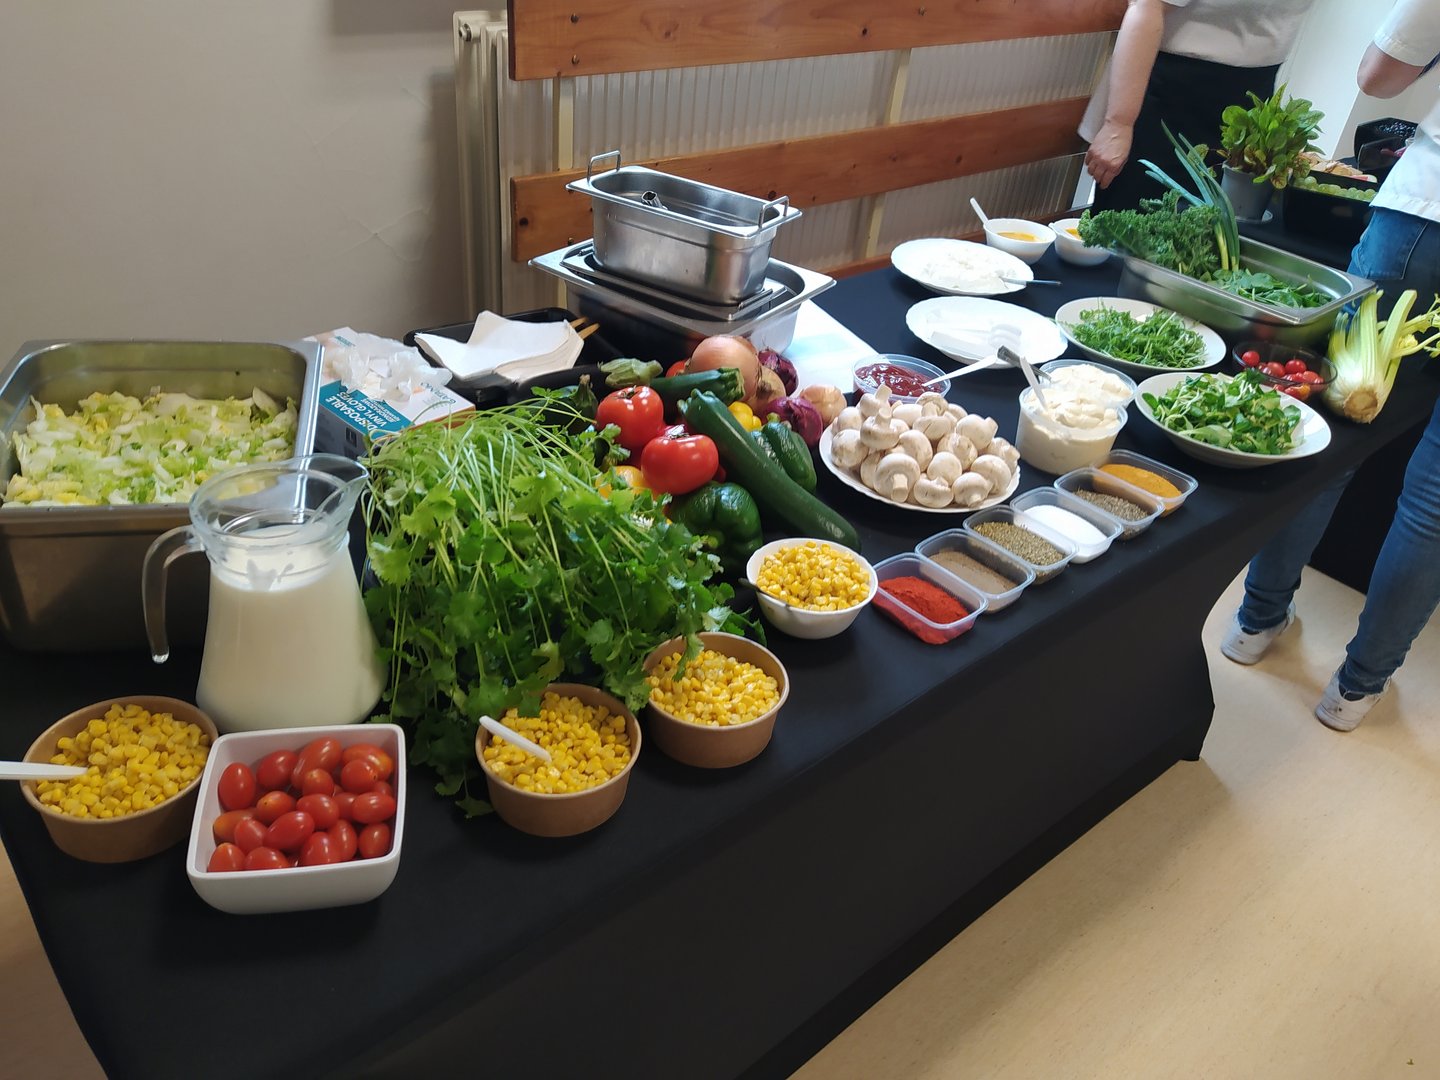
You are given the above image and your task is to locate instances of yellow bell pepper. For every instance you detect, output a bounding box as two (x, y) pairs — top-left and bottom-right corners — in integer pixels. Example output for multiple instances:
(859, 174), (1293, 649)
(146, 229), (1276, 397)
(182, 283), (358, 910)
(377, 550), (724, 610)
(727, 401), (762, 432)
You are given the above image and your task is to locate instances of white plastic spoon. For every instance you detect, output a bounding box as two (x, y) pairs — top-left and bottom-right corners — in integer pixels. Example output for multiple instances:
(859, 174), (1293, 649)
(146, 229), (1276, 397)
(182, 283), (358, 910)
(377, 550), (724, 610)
(478, 715), (553, 764)
(921, 322), (1022, 385)
(969, 197), (990, 226)
(0, 762), (87, 781)
(1000, 343), (1050, 412)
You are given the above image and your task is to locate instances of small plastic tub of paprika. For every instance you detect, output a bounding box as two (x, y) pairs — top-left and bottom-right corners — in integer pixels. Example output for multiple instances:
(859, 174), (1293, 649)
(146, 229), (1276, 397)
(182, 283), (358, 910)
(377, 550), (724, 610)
(871, 554), (987, 644)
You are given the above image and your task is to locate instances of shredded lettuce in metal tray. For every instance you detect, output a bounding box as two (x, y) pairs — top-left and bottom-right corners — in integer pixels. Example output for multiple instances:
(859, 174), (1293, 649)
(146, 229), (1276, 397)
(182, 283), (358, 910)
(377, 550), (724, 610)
(3, 389), (297, 507)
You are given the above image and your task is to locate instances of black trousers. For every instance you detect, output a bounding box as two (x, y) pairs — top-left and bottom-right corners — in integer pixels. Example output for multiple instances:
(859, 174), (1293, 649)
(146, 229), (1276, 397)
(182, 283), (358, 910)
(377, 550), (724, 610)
(1092, 51), (1282, 212)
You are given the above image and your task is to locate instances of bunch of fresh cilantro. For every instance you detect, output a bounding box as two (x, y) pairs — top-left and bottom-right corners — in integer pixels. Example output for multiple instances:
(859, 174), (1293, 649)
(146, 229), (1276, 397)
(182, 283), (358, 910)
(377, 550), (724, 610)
(362, 395), (745, 813)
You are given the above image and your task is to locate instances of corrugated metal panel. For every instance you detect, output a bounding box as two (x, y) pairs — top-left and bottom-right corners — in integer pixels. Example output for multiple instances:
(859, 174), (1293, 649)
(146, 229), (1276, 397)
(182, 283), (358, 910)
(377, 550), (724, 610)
(455, 15), (1110, 313)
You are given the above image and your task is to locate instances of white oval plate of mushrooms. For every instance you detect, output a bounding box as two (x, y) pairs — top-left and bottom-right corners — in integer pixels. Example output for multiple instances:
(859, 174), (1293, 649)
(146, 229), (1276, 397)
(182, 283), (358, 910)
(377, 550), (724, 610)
(818, 387), (1021, 514)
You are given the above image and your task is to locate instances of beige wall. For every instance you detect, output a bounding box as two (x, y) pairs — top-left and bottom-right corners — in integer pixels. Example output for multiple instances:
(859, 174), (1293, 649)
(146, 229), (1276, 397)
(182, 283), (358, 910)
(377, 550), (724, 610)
(0, 2), (504, 352)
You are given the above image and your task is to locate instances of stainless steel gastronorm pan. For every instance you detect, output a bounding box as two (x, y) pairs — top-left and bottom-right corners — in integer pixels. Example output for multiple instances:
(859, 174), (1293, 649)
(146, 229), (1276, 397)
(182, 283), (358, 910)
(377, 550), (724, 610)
(0, 340), (321, 652)
(1117, 236), (1374, 347)
(567, 151), (802, 306)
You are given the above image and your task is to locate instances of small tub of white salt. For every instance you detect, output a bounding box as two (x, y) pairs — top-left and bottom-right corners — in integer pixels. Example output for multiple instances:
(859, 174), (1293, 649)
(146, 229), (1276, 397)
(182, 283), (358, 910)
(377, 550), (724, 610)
(1011, 487), (1122, 562)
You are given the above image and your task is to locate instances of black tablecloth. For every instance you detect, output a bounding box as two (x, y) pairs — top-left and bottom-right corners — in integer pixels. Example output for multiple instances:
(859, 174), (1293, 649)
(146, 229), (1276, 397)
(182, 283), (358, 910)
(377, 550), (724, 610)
(2, 251), (1436, 1080)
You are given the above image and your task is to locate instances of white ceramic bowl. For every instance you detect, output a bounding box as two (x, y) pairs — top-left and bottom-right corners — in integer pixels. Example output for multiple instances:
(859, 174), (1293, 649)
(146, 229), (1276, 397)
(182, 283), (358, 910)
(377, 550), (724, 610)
(745, 538), (877, 639)
(1051, 217), (1111, 267)
(186, 724), (406, 914)
(982, 218), (1055, 264)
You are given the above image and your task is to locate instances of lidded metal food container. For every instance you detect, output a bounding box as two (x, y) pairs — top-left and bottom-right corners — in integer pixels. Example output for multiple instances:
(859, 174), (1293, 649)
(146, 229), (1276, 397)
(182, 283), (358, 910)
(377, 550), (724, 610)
(567, 151), (802, 306)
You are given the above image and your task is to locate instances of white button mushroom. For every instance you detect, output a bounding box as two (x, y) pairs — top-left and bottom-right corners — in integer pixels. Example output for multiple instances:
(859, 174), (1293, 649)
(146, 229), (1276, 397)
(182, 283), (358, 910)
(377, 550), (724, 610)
(926, 451), (965, 486)
(988, 435), (1021, 470)
(969, 453), (1012, 495)
(896, 429), (934, 472)
(950, 472), (992, 508)
(956, 413), (997, 453)
(874, 452), (921, 503)
(859, 449), (886, 489)
(831, 428), (868, 469)
(910, 475), (954, 508)
(892, 402), (924, 428)
(916, 391), (950, 417)
(860, 414), (905, 450)
(945, 402), (968, 421)
(913, 411), (957, 443)
(832, 406), (863, 433)
(936, 431), (978, 469)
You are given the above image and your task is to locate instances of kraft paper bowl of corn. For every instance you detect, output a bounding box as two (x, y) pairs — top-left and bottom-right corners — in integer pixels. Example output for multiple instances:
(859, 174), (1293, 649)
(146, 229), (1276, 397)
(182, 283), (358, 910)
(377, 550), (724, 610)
(475, 683), (642, 838)
(21, 696), (218, 863)
(642, 632), (791, 769)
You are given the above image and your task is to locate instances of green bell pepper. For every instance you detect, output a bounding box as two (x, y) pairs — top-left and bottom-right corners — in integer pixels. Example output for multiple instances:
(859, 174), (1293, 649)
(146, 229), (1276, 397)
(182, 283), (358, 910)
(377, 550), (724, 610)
(671, 481), (764, 574)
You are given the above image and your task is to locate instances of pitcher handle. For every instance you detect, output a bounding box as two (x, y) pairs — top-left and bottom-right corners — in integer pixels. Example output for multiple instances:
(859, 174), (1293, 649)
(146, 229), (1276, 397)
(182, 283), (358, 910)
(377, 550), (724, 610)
(142, 525), (203, 664)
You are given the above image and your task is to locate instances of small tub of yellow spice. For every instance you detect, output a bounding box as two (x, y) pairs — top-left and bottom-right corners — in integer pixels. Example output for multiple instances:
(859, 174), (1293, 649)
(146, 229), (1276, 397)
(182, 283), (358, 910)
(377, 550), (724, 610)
(21, 696), (217, 863)
(643, 632), (790, 768)
(1095, 450), (1198, 516)
(475, 684), (641, 837)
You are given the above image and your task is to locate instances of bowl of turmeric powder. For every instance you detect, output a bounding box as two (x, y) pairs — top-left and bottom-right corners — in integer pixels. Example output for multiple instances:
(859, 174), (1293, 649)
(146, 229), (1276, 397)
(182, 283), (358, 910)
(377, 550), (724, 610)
(20, 696), (217, 863)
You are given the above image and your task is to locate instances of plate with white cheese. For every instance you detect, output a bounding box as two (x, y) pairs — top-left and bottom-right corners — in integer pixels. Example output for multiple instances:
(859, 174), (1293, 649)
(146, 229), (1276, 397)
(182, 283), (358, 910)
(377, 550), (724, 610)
(891, 238), (1033, 297)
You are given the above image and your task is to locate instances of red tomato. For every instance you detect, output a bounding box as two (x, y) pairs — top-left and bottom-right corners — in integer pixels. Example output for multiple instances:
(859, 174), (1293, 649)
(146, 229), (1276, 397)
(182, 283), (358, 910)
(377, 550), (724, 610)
(1284, 358), (1309, 376)
(217, 763), (257, 811)
(665, 359), (687, 378)
(334, 790), (358, 821)
(351, 791), (397, 826)
(641, 430), (720, 495)
(298, 832), (342, 867)
(357, 823), (393, 860)
(371, 780), (395, 802)
(339, 759), (380, 794)
(595, 386), (665, 455)
(264, 810), (316, 853)
(254, 749), (298, 792)
(1298, 369), (1325, 385)
(299, 768), (336, 798)
(1281, 383), (1311, 401)
(290, 737), (343, 788)
(212, 808), (257, 844)
(233, 818), (270, 854)
(1260, 361), (1287, 378)
(328, 820), (358, 861)
(254, 790), (296, 825)
(208, 843), (247, 873)
(296, 794), (340, 830)
(244, 846), (289, 871)
(341, 743), (395, 782)
(1240, 349), (1261, 368)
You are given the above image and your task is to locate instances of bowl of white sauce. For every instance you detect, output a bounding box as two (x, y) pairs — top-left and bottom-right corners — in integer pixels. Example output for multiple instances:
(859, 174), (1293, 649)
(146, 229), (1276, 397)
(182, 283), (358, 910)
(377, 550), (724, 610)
(1014, 385), (1128, 475)
(1040, 359), (1137, 408)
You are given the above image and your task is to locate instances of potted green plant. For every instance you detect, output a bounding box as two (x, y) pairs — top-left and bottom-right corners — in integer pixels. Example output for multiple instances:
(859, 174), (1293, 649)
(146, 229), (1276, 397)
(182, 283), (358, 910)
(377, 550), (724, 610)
(1216, 85), (1324, 220)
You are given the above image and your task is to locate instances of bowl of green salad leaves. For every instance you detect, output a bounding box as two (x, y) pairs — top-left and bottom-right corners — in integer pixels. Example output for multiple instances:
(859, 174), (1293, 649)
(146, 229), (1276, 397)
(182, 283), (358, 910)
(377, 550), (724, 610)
(1055, 297), (1226, 376)
(1134, 369), (1332, 469)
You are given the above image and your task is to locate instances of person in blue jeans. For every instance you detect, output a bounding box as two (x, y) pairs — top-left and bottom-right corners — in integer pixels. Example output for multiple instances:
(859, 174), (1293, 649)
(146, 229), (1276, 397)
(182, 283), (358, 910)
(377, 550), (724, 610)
(1221, 0), (1440, 731)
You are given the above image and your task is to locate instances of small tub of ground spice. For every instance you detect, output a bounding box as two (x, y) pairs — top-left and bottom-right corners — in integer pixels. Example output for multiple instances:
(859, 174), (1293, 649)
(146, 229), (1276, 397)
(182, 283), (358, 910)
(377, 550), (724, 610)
(962, 506), (1076, 583)
(1093, 450), (1198, 517)
(871, 555), (988, 644)
(916, 529), (1035, 611)
(1055, 466), (1164, 539)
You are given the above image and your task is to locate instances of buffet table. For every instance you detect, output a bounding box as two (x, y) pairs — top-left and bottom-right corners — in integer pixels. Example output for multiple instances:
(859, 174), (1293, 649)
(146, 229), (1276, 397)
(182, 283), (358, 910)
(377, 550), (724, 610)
(2, 251), (1437, 1080)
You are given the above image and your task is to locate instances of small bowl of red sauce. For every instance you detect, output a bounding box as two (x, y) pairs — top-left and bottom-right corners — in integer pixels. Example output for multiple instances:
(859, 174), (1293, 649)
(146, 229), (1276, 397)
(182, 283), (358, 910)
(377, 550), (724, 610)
(852, 354), (951, 401)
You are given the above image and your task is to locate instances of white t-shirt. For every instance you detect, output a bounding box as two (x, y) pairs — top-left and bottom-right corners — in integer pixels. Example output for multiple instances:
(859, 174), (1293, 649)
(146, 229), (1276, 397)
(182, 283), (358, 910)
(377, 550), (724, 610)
(1370, 0), (1440, 223)
(1080, 0), (1316, 141)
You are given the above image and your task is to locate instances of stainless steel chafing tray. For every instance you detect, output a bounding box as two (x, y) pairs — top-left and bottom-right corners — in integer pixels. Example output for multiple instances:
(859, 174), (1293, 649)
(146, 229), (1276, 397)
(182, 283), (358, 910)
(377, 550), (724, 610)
(566, 151), (802, 306)
(1117, 236), (1374, 347)
(0, 340), (321, 652)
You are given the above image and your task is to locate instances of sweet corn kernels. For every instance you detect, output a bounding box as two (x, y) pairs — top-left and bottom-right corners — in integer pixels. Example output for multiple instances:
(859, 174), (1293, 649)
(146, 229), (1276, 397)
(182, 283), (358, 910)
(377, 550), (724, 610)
(35, 704), (209, 820)
(482, 692), (632, 794)
(647, 649), (780, 727)
(755, 540), (871, 611)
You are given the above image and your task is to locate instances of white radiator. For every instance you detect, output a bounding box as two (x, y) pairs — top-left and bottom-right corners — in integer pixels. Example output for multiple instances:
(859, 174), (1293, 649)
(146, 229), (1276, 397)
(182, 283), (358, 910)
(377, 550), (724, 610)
(454, 13), (1111, 315)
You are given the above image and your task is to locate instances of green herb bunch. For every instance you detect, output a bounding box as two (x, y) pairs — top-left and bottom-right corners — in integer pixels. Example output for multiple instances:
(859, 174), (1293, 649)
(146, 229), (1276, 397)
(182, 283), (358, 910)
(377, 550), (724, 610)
(362, 395), (744, 812)
(1066, 305), (1207, 368)
(1218, 84), (1323, 190)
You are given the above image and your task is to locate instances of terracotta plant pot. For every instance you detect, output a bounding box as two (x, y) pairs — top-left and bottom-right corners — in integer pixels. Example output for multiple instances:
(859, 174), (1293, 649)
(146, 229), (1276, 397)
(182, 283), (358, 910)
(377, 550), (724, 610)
(1221, 165), (1273, 221)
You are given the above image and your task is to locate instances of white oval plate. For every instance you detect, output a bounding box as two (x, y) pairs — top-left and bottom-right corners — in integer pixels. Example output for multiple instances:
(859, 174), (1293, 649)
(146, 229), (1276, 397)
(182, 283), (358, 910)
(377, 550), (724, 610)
(1134, 371), (1332, 469)
(1054, 297), (1226, 376)
(819, 427), (1021, 513)
(891, 238), (1032, 297)
(906, 296), (1067, 367)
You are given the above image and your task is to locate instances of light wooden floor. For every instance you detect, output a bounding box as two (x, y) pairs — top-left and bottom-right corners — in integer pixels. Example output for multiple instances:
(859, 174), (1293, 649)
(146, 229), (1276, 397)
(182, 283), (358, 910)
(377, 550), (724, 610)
(3, 569), (1438, 1079)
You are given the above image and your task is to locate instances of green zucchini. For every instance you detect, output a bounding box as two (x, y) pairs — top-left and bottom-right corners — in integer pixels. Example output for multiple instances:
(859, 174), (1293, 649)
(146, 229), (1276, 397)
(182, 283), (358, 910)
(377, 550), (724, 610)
(756, 421), (817, 492)
(650, 367), (744, 406)
(683, 390), (861, 552)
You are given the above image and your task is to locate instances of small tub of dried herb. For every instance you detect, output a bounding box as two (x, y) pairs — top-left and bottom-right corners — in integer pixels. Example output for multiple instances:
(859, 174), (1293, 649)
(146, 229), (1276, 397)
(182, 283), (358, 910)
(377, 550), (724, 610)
(962, 506), (1076, 582)
(1055, 466), (1164, 539)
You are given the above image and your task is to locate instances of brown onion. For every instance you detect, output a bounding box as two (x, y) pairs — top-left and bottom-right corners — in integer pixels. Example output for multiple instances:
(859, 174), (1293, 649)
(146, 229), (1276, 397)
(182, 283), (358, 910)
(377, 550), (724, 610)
(687, 335), (760, 401)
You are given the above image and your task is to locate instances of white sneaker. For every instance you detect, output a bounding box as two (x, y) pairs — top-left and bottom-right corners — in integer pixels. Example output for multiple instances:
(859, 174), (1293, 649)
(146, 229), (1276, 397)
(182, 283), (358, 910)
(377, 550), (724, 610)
(1315, 668), (1387, 732)
(1219, 602), (1296, 665)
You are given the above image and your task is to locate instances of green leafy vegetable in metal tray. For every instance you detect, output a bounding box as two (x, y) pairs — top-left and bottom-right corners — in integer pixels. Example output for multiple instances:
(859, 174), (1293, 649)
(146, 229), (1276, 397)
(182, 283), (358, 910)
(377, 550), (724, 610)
(1065, 306), (1207, 368)
(363, 389), (749, 812)
(1143, 369), (1301, 455)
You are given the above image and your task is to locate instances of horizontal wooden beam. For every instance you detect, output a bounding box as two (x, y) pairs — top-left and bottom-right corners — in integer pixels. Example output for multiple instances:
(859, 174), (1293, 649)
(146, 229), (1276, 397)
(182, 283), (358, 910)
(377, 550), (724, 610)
(511, 97), (1089, 261)
(507, 0), (1125, 81)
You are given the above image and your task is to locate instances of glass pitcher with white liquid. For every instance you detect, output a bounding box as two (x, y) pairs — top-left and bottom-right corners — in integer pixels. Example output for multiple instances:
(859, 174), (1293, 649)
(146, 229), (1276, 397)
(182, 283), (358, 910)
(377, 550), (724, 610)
(142, 454), (385, 733)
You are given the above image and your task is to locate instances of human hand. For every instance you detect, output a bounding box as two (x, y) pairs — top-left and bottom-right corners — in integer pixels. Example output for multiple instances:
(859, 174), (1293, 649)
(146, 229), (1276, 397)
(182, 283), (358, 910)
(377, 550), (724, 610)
(1085, 120), (1133, 189)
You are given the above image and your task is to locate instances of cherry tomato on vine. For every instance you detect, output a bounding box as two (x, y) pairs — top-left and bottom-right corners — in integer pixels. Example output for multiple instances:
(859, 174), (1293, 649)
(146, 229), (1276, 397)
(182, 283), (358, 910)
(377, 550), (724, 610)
(217, 763), (256, 811)
(1240, 349), (1261, 367)
(641, 430), (720, 495)
(208, 843), (247, 873)
(1284, 358), (1309, 376)
(595, 386), (665, 455)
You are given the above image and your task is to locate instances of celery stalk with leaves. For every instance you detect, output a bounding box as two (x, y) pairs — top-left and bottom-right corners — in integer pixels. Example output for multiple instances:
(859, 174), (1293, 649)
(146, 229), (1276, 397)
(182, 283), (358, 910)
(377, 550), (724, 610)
(1326, 290), (1440, 423)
